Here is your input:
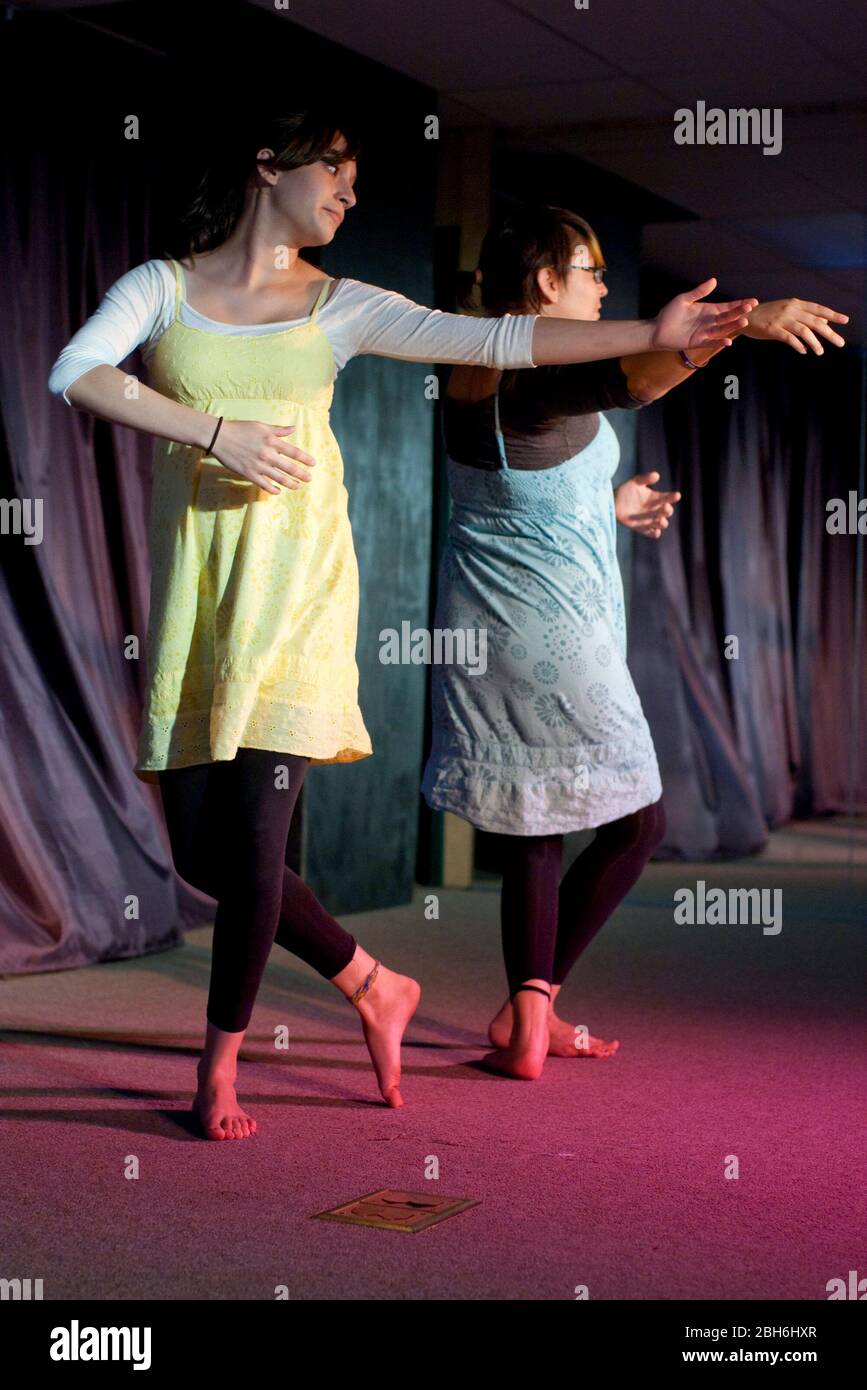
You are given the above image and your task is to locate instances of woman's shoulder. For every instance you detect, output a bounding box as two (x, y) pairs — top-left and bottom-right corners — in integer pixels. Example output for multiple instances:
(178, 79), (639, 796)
(104, 258), (176, 313)
(124, 257), (175, 283)
(319, 277), (436, 313)
(98, 260), (175, 351)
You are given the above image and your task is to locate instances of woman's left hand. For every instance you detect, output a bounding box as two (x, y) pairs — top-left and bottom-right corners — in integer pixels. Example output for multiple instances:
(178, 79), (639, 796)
(614, 472), (681, 539)
(741, 299), (848, 354)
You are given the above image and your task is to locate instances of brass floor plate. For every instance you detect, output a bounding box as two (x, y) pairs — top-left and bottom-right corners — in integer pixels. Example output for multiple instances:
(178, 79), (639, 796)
(314, 1189), (479, 1233)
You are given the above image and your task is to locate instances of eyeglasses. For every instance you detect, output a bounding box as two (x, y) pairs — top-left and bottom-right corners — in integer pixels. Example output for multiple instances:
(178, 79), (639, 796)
(570, 264), (607, 283)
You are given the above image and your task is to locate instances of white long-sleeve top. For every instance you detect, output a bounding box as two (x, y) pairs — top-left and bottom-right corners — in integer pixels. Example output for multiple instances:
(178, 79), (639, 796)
(47, 258), (539, 406)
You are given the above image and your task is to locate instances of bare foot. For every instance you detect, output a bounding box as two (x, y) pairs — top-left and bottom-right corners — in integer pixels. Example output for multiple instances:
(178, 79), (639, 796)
(548, 1014), (619, 1058)
(354, 966), (421, 1108)
(488, 999), (619, 1058)
(480, 991), (549, 1079)
(192, 1064), (257, 1140)
(480, 1038), (548, 1079)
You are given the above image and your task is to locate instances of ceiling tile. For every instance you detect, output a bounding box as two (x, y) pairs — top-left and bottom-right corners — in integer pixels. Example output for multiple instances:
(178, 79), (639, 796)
(755, 0), (867, 75)
(245, 0), (616, 89)
(513, 0), (867, 83)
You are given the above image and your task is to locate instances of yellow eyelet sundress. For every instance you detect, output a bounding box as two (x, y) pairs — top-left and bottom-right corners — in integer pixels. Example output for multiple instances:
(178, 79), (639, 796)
(133, 258), (373, 783)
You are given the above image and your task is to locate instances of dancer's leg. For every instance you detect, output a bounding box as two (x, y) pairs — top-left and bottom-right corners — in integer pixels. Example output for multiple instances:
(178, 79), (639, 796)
(159, 749), (306, 1138)
(158, 750), (420, 1127)
(272, 864), (357, 978)
(482, 833), (562, 1079)
(498, 833), (563, 994)
(552, 797), (667, 985)
(202, 750), (307, 1034)
(159, 753), (360, 983)
(488, 798), (666, 1058)
(544, 798), (666, 1055)
(263, 773), (421, 1109)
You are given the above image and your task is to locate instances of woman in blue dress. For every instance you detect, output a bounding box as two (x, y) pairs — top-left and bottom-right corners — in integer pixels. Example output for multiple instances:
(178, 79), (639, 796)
(421, 203), (848, 1079)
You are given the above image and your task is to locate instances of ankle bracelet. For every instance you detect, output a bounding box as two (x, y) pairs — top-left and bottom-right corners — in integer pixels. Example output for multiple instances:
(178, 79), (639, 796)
(350, 960), (381, 1006)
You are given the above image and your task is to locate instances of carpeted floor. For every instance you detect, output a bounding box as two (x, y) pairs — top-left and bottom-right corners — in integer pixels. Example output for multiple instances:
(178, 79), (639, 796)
(1, 819), (864, 1300)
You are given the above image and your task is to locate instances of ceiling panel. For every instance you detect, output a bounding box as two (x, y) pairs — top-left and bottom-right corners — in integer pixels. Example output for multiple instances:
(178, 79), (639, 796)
(515, 0), (867, 83)
(245, 0), (617, 89)
(755, 0), (867, 75)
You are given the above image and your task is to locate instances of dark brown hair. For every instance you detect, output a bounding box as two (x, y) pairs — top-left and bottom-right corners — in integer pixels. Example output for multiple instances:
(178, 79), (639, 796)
(471, 203), (603, 316)
(170, 109), (362, 260)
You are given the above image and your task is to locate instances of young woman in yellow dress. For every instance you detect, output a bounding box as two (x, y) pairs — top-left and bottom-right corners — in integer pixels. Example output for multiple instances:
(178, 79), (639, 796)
(48, 110), (758, 1138)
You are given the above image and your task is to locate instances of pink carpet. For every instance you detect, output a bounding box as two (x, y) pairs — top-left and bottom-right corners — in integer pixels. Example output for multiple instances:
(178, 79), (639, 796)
(1, 830), (864, 1300)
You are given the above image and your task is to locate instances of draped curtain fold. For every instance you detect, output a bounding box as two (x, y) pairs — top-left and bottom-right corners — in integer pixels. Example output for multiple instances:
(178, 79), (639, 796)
(0, 143), (212, 975)
(629, 337), (865, 858)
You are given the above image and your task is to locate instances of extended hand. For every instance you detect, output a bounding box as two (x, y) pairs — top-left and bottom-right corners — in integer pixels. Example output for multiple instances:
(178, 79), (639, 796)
(740, 298), (848, 354)
(652, 278), (758, 352)
(614, 471), (681, 539)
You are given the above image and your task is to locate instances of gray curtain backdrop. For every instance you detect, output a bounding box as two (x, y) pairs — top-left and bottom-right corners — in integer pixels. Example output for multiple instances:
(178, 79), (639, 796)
(0, 140), (205, 974)
(630, 325), (866, 858)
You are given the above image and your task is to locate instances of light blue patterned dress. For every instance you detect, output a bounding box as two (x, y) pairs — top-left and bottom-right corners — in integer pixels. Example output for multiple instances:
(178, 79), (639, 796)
(421, 405), (662, 835)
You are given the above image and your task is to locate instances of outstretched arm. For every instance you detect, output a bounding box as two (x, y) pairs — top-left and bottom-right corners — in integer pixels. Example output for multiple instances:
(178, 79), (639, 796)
(349, 275), (754, 368)
(531, 277), (755, 364)
(616, 298), (849, 403)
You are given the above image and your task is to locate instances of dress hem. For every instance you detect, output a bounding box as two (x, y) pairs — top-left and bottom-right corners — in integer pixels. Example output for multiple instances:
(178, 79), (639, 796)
(421, 771), (663, 836)
(135, 737), (373, 783)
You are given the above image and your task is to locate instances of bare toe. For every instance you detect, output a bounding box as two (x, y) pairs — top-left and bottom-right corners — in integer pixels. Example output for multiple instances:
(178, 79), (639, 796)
(192, 1078), (257, 1141)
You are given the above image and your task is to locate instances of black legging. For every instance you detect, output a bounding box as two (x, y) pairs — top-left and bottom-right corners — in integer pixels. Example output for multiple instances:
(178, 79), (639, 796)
(497, 797), (666, 995)
(157, 748), (357, 1033)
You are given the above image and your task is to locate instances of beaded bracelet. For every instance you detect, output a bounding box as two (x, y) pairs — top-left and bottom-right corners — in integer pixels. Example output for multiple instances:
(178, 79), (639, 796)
(350, 960), (381, 1006)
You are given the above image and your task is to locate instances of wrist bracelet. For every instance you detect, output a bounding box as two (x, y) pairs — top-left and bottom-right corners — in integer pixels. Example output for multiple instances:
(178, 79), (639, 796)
(205, 415), (223, 453)
(678, 349), (703, 370)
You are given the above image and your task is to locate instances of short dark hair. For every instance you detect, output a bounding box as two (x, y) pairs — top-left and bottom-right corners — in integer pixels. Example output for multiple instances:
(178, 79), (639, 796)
(171, 108), (362, 260)
(474, 203), (603, 316)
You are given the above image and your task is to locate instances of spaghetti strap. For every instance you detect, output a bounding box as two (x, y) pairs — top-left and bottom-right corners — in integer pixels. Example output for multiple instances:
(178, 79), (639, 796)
(493, 384), (510, 471)
(166, 258), (183, 321)
(309, 277), (335, 323)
